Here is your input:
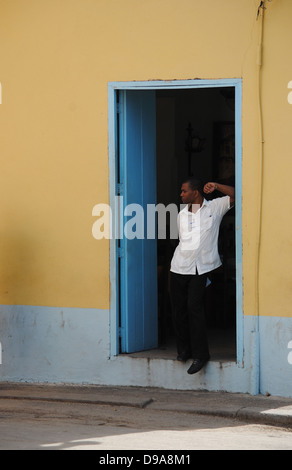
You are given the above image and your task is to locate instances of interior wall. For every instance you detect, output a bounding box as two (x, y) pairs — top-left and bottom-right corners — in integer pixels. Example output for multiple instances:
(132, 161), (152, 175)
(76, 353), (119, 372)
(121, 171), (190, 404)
(156, 88), (235, 206)
(156, 97), (177, 206)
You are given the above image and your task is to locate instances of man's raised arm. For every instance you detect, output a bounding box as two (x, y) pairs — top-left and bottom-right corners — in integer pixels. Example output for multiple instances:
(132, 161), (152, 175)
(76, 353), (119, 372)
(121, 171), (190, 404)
(203, 182), (235, 205)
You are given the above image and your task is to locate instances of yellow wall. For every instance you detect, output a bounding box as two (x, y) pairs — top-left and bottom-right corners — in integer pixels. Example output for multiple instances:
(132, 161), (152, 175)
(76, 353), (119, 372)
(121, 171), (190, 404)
(255, 1), (292, 317)
(0, 0), (291, 317)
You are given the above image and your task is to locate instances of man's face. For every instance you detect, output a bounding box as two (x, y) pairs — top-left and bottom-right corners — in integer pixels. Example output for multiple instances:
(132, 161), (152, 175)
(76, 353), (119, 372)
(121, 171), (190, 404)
(180, 182), (196, 204)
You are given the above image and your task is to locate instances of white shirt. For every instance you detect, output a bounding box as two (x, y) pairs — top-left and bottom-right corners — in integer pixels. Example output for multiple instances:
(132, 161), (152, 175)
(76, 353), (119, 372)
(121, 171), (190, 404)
(170, 196), (231, 275)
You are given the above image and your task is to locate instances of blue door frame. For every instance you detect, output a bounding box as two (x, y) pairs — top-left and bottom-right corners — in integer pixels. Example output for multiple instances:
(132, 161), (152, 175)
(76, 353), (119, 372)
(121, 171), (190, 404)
(108, 79), (243, 363)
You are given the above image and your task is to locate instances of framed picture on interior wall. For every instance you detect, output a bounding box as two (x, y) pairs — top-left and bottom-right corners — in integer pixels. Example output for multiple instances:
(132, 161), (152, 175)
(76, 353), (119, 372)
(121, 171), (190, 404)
(213, 122), (235, 186)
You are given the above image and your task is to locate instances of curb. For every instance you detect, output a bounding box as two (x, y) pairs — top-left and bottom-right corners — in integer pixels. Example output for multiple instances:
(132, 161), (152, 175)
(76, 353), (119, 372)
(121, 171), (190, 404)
(0, 383), (291, 429)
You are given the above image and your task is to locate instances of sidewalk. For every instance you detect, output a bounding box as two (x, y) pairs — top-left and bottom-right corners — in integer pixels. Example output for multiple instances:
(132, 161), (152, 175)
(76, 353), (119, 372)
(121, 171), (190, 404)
(0, 382), (292, 429)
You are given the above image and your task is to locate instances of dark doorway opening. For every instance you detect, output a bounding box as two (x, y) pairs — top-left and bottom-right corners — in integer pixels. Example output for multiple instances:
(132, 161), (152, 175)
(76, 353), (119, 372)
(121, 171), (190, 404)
(156, 87), (236, 362)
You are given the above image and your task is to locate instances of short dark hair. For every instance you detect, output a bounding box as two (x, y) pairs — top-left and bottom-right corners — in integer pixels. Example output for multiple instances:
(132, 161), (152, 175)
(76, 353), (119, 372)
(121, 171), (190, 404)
(182, 177), (204, 196)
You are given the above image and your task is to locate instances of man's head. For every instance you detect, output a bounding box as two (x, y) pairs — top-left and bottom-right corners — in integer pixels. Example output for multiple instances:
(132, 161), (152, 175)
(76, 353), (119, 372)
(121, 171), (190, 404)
(180, 177), (204, 205)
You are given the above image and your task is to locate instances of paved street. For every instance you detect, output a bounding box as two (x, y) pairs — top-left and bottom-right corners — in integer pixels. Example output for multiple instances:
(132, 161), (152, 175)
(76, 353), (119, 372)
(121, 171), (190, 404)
(0, 392), (291, 450)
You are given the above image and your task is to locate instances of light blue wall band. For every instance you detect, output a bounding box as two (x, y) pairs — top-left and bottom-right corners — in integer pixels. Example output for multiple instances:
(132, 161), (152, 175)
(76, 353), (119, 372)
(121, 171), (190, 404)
(0, 305), (291, 397)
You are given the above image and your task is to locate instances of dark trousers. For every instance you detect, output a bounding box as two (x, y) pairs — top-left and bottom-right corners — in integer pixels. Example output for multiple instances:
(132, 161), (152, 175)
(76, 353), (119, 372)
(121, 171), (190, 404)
(170, 272), (210, 360)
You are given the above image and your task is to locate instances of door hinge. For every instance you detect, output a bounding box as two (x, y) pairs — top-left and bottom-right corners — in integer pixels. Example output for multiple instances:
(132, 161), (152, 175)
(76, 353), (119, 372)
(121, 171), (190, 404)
(117, 183), (123, 196)
(118, 246), (124, 258)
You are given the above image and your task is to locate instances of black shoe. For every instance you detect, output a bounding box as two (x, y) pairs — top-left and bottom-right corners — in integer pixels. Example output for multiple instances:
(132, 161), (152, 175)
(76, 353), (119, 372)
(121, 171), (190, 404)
(177, 351), (191, 362)
(187, 357), (210, 374)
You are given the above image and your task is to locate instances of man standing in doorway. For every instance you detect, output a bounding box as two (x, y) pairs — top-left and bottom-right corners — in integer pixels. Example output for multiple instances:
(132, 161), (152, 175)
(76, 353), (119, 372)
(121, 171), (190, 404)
(170, 178), (235, 374)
